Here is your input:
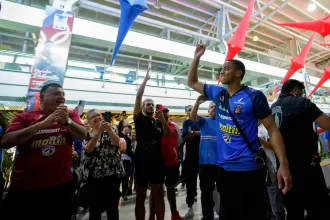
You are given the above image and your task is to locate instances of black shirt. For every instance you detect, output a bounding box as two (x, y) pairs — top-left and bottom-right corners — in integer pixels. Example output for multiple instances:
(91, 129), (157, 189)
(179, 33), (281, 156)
(271, 93), (322, 171)
(118, 121), (134, 160)
(134, 111), (163, 153)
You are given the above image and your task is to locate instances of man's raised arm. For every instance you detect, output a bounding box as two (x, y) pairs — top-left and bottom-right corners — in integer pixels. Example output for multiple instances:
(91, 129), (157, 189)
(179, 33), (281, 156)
(187, 44), (206, 95)
(133, 68), (151, 119)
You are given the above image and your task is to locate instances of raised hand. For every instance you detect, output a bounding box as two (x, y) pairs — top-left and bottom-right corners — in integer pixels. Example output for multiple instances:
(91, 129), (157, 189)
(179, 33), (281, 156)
(154, 110), (165, 121)
(197, 95), (207, 105)
(145, 68), (151, 81)
(97, 121), (109, 135)
(56, 104), (69, 125)
(40, 111), (60, 128)
(194, 44), (206, 59)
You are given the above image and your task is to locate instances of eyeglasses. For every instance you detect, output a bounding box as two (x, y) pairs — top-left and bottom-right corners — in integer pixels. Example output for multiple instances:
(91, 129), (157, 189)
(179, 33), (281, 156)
(87, 113), (101, 120)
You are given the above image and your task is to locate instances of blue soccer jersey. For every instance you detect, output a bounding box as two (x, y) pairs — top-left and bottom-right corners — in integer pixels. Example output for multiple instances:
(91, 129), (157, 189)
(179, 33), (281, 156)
(196, 116), (218, 165)
(204, 84), (271, 171)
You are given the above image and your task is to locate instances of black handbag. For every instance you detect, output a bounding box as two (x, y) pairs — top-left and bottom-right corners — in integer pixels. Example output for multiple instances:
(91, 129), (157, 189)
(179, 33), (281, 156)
(224, 91), (270, 183)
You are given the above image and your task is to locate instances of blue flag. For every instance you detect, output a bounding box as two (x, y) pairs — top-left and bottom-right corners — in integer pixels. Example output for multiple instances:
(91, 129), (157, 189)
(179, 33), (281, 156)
(111, 0), (148, 65)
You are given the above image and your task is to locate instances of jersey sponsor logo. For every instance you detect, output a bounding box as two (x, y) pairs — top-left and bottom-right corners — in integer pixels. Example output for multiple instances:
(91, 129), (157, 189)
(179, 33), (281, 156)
(222, 134), (231, 143)
(31, 136), (66, 148)
(234, 98), (244, 105)
(42, 146), (55, 156)
(36, 128), (61, 135)
(219, 124), (240, 135)
(234, 104), (242, 115)
(272, 106), (282, 128)
(219, 114), (232, 120)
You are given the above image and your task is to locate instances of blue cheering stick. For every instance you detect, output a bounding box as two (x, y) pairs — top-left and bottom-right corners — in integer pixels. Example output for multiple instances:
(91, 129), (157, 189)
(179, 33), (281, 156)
(110, 0), (148, 66)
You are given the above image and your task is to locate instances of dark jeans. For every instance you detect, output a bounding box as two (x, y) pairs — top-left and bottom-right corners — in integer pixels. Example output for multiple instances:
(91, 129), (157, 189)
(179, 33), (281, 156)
(122, 160), (133, 196)
(284, 164), (330, 220)
(265, 183), (285, 220)
(199, 164), (219, 220)
(183, 159), (199, 207)
(217, 167), (267, 220)
(2, 182), (72, 220)
(89, 175), (121, 220)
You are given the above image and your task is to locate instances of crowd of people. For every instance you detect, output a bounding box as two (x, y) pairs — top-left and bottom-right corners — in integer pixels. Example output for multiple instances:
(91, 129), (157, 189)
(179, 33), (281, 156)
(0, 44), (330, 220)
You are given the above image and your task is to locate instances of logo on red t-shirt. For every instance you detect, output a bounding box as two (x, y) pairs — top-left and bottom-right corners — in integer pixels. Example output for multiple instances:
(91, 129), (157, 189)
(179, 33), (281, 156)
(42, 146), (56, 156)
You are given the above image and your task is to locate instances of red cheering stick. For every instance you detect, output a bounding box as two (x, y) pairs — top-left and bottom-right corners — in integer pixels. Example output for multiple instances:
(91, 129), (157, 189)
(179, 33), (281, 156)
(278, 15), (330, 38)
(281, 33), (316, 84)
(219, 0), (256, 85)
(308, 66), (330, 98)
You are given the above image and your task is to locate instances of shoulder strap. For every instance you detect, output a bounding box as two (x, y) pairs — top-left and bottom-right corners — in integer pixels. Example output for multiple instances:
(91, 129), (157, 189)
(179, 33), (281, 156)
(224, 91), (256, 154)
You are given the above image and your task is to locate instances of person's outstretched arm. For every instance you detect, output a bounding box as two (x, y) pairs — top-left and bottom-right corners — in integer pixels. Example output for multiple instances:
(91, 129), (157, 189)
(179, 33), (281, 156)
(187, 44), (206, 95)
(133, 68), (151, 119)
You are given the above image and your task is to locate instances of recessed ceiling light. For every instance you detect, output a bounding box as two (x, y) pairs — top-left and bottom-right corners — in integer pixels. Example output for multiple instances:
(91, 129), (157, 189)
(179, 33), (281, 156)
(253, 35), (259, 41)
(307, 2), (316, 12)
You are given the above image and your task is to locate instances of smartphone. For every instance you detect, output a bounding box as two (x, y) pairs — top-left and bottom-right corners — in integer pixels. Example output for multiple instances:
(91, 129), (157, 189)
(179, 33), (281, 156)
(104, 111), (111, 123)
(156, 104), (163, 112)
(76, 100), (86, 116)
(122, 111), (126, 117)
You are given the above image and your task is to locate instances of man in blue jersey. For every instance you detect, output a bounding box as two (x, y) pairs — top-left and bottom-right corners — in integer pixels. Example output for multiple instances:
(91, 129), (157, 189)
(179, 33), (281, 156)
(190, 95), (218, 220)
(181, 105), (200, 219)
(187, 44), (292, 220)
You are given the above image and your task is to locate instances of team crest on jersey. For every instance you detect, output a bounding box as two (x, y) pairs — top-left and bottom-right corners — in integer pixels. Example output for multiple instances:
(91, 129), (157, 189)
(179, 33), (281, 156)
(234, 104), (242, 115)
(42, 146), (55, 156)
(222, 134), (231, 143)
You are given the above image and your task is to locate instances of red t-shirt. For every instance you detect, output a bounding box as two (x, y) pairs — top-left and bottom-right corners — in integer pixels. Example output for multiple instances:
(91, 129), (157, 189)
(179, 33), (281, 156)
(161, 121), (179, 167)
(6, 110), (83, 192)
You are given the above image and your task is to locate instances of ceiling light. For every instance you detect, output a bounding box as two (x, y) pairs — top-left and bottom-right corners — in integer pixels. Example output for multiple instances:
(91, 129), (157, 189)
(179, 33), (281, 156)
(154, 0), (161, 9)
(253, 35), (259, 41)
(307, 2), (316, 12)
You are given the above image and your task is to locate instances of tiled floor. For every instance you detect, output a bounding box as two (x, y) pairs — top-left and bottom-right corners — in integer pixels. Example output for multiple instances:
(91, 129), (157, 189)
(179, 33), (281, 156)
(77, 184), (207, 220)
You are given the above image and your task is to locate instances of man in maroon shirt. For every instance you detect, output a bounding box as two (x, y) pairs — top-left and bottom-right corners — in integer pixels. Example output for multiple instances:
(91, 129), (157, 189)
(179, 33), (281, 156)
(1, 83), (87, 220)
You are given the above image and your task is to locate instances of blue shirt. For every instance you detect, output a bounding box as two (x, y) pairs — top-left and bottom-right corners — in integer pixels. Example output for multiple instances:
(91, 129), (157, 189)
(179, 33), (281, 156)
(196, 116), (218, 165)
(204, 84), (271, 171)
(73, 137), (83, 167)
(182, 119), (200, 162)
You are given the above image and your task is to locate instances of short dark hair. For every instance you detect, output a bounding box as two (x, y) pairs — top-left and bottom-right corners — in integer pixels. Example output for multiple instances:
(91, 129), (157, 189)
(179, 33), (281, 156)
(142, 98), (154, 107)
(227, 59), (246, 80)
(40, 83), (62, 95)
(281, 79), (305, 94)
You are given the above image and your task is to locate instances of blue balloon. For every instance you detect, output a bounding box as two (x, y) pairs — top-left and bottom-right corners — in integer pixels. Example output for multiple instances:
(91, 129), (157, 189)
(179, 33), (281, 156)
(111, 0), (148, 65)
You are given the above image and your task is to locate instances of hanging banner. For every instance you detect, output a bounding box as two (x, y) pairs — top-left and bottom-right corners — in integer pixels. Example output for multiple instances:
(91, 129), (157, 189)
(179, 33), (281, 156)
(27, 6), (74, 111)
(303, 71), (312, 97)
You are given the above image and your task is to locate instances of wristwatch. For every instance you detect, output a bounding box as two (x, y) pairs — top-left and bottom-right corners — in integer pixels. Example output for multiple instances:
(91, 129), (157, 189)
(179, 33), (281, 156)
(61, 118), (72, 126)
